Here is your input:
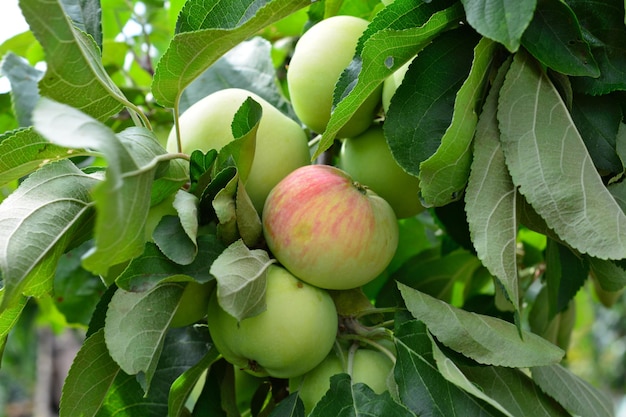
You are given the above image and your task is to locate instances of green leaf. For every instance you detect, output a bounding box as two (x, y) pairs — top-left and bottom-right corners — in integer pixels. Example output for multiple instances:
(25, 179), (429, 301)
(310, 373), (415, 417)
(153, 191), (200, 266)
(460, 0), (537, 52)
(179, 37), (296, 119)
(59, 329), (121, 417)
(568, 0), (626, 94)
(0, 160), (98, 308)
(0, 291), (28, 359)
(213, 174), (240, 245)
(0, 127), (90, 186)
(61, 0), (103, 50)
(394, 319), (501, 416)
(314, 3), (464, 158)
(115, 236), (224, 292)
(33, 98), (179, 275)
(267, 392), (305, 417)
(521, 0), (599, 77)
(0, 30), (39, 63)
(0, 52), (43, 127)
(398, 283), (565, 367)
(587, 256), (626, 292)
(465, 57), (520, 315)
(152, 0), (311, 108)
(571, 93), (624, 174)
(498, 51), (626, 260)
(19, 0), (127, 121)
(419, 35), (496, 206)
(209, 239), (275, 322)
(169, 346), (221, 417)
(544, 239), (588, 318)
(458, 365), (571, 417)
(104, 283), (185, 392)
(384, 27), (478, 180)
(531, 364), (614, 417)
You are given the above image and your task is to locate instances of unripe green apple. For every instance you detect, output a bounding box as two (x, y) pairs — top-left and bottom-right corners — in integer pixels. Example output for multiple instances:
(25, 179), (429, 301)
(338, 125), (424, 218)
(207, 265), (338, 379)
(289, 346), (394, 414)
(166, 88), (310, 213)
(262, 165), (399, 290)
(170, 281), (213, 328)
(287, 15), (381, 137)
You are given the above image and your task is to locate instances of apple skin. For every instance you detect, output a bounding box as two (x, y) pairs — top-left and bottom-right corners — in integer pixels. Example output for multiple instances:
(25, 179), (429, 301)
(166, 88), (310, 213)
(262, 165), (399, 290)
(382, 59), (411, 114)
(287, 15), (381, 138)
(289, 346), (394, 414)
(206, 265), (338, 379)
(338, 125), (424, 219)
(170, 281), (213, 328)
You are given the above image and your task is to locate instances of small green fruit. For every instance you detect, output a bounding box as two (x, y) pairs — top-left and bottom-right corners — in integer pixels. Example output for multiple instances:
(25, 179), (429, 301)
(170, 281), (213, 328)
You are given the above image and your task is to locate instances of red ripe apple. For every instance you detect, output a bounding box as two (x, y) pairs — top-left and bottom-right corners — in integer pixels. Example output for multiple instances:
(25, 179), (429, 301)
(262, 165), (399, 290)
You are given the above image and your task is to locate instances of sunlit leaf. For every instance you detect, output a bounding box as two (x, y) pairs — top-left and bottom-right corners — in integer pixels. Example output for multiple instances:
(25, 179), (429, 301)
(498, 51), (626, 260)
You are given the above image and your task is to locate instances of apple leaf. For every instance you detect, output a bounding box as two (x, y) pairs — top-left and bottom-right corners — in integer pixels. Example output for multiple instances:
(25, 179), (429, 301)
(458, 365), (571, 417)
(104, 283), (185, 392)
(18, 0), (128, 121)
(0, 291), (28, 358)
(213, 174), (240, 245)
(314, 3), (464, 159)
(153, 193), (199, 266)
(384, 27), (477, 181)
(568, 0), (626, 95)
(0, 127), (89, 186)
(531, 364), (615, 417)
(459, 0), (537, 52)
(179, 37), (296, 120)
(60, 0), (103, 50)
(266, 392), (305, 417)
(0, 159), (98, 308)
(465, 57), (520, 316)
(59, 329), (121, 417)
(209, 239), (275, 322)
(430, 341), (515, 417)
(587, 256), (626, 292)
(0, 52), (43, 127)
(236, 183), (263, 248)
(394, 319), (501, 416)
(309, 373), (415, 417)
(544, 240), (588, 318)
(498, 51), (626, 260)
(418, 35), (496, 206)
(168, 346), (221, 417)
(521, 0), (599, 77)
(398, 283), (565, 367)
(115, 236), (224, 292)
(571, 93), (624, 175)
(152, 0), (311, 109)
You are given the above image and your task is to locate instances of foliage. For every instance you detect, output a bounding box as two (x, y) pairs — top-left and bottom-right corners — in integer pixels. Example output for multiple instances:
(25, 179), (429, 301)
(0, 0), (625, 415)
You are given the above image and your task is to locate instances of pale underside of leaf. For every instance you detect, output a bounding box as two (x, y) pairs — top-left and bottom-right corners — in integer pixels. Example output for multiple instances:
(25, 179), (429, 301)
(398, 283), (564, 367)
(498, 51), (626, 260)
(466, 57), (519, 313)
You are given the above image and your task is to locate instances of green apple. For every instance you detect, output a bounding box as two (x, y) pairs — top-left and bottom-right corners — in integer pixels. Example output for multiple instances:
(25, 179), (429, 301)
(262, 164), (399, 290)
(166, 88), (311, 213)
(287, 15), (382, 137)
(338, 125), (424, 218)
(207, 265), (338, 379)
(170, 281), (213, 328)
(289, 346), (394, 414)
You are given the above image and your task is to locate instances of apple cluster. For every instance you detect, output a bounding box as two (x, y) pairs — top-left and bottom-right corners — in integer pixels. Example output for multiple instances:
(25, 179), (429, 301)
(161, 13), (424, 416)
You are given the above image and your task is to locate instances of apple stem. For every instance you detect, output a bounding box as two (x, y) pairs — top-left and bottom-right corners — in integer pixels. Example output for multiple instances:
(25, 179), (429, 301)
(346, 342), (359, 377)
(342, 334), (397, 365)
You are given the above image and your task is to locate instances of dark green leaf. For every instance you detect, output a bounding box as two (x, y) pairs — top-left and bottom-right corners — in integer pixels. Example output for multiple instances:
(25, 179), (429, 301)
(115, 235), (224, 292)
(384, 27), (479, 180)
(152, 0), (311, 108)
(521, 0), (599, 77)
(267, 392), (305, 417)
(544, 239), (588, 318)
(568, 0), (626, 94)
(498, 51), (626, 260)
(460, 0), (537, 52)
(394, 320), (500, 417)
(60, 0), (103, 50)
(0, 52), (43, 127)
(587, 256), (626, 292)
